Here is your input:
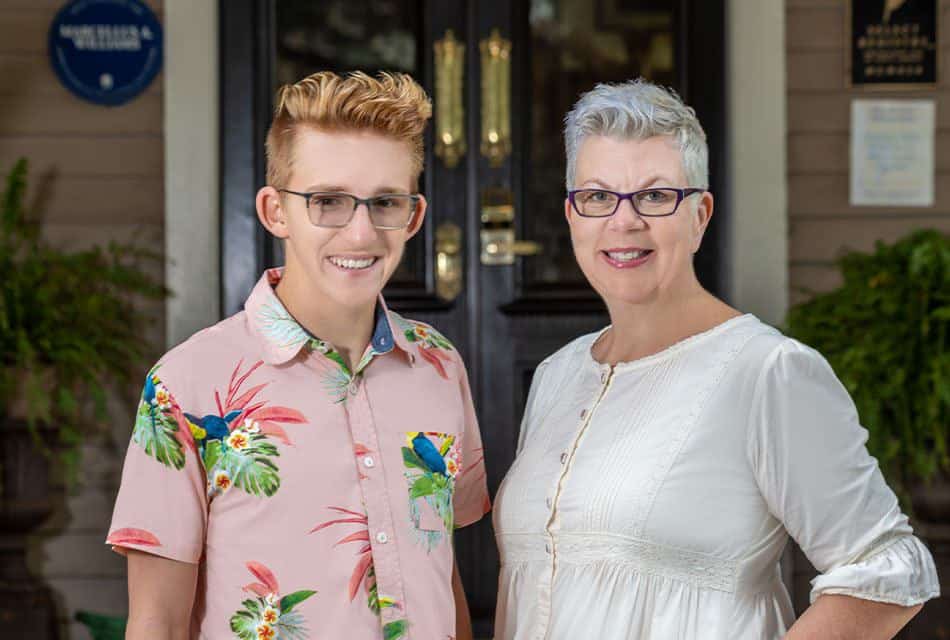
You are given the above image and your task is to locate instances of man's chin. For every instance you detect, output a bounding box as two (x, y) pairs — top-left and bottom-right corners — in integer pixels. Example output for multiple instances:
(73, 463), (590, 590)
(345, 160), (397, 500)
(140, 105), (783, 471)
(322, 283), (384, 311)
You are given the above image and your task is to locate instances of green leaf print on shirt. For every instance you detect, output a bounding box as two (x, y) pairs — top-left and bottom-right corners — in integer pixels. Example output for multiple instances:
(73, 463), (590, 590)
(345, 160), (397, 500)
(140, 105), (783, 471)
(308, 338), (385, 404)
(230, 562), (316, 640)
(181, 359), (307, 499)
(132, 369), (188, 470)
(402, 432), (461, 551)
(383, 619), (409, 640)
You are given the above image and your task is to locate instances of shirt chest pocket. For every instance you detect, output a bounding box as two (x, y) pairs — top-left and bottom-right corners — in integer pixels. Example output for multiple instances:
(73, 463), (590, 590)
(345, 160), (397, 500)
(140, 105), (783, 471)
(401, 431), (460, 533)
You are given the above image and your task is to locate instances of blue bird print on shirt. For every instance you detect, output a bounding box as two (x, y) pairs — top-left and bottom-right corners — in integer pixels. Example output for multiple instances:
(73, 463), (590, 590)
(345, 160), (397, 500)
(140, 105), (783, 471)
(408, 432), (448, 476)
(184, 410), (241, 444)
(143, 374), (157, 404)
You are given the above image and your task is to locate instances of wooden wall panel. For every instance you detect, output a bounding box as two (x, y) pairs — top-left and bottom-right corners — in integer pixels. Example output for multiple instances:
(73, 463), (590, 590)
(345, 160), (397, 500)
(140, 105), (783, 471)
(0, 135), (163, 176)
(0, 95), (164, 136)
(787, 0), (950, 298)
(789, 132), (950, 173)
(0, 53), (163, 97)
(0, 4), (165, 636)
(786, 1), (950, 622)
(788, 174), (950, 217)
(790, 215), (950, 261)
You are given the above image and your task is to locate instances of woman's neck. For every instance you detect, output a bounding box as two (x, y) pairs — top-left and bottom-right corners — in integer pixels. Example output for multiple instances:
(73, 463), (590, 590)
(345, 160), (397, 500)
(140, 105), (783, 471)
(594, 285), (741, 366)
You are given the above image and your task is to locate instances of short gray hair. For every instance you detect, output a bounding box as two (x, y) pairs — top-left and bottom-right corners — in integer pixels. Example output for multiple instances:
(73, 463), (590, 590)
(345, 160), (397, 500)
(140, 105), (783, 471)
(564, 79), (708, 190)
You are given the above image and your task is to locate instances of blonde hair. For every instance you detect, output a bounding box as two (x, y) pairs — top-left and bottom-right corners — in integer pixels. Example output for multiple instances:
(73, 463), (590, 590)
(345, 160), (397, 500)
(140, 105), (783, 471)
(266, 71), (432, 189)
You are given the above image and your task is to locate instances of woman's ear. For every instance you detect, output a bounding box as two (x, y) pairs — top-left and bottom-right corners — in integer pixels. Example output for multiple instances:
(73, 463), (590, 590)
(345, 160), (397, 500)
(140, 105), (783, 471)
(256, 186), (289, 239)
(691, 191), (714, 253)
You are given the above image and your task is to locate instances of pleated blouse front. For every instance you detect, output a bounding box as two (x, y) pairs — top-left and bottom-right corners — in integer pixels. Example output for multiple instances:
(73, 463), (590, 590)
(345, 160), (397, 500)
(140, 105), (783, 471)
(493, 315), (938, 640)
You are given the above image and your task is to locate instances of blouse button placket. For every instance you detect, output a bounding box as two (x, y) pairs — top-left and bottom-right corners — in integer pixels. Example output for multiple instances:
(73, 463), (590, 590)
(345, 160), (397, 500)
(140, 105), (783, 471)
(538, 365), (616, 640)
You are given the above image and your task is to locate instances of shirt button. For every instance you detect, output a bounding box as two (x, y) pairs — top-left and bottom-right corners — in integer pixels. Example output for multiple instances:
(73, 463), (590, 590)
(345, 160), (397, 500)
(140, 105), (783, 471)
(601, 371), (609, 383)
(560, 452), (568, 464)
(580, 409), (588, 419)
(348, 380), (360, 394)
(363, 456), (375, 468)
(376, 531), (389, 544)
(545, 542), (552, 554)
(545, 497), (553, 508)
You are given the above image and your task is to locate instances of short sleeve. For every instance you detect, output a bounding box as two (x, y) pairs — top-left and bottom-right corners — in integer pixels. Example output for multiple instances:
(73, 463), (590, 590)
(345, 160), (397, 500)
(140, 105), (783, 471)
(453, 356), (491, 529)
(106, 366), (209, 564)
(747, 340), (939, 606)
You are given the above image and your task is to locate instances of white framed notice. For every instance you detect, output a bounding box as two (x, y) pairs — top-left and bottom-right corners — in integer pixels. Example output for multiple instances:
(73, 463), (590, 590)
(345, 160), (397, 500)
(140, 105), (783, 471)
(850, 99), (935, 207)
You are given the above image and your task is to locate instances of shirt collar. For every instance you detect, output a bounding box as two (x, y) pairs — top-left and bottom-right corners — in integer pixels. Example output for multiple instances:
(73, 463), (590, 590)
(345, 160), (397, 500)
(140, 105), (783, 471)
(245, 268), (414, 366)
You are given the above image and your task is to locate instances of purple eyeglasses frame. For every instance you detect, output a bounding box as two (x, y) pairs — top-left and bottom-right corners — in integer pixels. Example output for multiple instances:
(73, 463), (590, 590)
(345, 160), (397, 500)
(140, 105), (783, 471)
(567, 187), (705, 218)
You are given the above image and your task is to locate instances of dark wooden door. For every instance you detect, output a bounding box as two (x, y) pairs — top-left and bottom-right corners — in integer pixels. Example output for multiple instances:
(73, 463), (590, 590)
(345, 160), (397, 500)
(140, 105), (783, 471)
(220, 1), (725, 635)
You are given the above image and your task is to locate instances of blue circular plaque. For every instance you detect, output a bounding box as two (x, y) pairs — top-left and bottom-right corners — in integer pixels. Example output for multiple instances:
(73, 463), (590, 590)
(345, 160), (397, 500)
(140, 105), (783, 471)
(49, 0), (163, 107)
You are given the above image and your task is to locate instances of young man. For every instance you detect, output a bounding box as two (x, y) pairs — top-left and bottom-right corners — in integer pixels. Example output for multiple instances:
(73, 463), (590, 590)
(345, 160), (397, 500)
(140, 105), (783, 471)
(108, 71), (490, 640)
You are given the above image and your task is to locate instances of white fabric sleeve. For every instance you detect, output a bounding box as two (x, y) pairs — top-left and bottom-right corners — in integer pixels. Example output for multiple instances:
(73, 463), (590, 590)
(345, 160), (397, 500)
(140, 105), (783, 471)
(747, 339), (939, 606)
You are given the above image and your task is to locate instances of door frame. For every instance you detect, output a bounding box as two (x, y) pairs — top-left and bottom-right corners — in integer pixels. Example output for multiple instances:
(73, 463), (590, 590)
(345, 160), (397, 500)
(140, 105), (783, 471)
(163, 0), (788, 345)
(164, 0), (221, 347)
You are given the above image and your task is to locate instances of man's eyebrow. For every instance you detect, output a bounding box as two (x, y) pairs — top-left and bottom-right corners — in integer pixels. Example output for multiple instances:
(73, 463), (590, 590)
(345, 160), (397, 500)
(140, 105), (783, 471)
(302, 184), (348, 192)
(372, 186), (411, 195)
(299, 185), (412, 195)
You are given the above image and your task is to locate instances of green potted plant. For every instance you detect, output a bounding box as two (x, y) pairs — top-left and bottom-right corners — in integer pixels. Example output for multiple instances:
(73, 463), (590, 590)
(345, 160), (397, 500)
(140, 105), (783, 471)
(0, 158), (166, 635)
(786, 229), (950, 515)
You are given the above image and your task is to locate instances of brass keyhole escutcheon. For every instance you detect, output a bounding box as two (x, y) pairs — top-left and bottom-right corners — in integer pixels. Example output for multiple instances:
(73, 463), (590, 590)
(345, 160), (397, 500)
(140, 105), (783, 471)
(435, 222), (463, 302)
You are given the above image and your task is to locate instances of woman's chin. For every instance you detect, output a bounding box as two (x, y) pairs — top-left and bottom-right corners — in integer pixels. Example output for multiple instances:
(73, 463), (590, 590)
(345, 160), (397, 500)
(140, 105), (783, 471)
(597, 285), (660, 308)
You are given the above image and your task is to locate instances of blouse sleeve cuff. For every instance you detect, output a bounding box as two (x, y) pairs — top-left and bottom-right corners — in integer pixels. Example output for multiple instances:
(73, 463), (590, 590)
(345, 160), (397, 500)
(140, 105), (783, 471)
(810, 534), (940, 606)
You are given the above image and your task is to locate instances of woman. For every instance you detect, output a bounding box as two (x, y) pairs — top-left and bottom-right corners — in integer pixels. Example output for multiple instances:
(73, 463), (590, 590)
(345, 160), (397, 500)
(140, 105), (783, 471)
(492, 80), (938, 639)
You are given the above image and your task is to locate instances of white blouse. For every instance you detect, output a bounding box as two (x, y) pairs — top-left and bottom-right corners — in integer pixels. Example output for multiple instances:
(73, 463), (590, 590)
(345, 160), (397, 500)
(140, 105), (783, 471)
(493, 315), (938, 640)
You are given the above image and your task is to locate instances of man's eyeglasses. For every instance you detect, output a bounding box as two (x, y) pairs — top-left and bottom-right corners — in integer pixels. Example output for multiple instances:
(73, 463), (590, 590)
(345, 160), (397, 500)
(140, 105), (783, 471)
(567, 187), (705, 218)
(278, 190), (420, 229)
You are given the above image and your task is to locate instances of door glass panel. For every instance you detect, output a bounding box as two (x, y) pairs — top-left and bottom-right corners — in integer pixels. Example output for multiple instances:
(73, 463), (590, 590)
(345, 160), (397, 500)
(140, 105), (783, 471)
(524, 0), (678, 287)
(274, 0), (425, 285)
(276, 0), (423, 82)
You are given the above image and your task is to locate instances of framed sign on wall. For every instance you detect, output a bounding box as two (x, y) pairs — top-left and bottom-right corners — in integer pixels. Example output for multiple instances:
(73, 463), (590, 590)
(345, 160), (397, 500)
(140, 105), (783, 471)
(849, 0), (937, 88)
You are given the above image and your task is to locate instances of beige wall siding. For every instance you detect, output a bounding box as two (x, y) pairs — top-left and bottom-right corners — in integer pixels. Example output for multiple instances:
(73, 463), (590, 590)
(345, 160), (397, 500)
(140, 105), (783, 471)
(785, 0), (950, 612)
(0, 2), (164, 638)
(787, 0), (950, 307)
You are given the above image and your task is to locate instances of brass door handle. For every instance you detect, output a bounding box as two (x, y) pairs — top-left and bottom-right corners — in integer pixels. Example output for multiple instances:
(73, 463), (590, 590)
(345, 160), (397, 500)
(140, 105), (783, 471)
(484, 240), (542, 257)
(480, 29), (511, 167)
(481, 228), (543, 265)
(434, 30), (466, 168)
(479, 187), (541, 265)
(435, 222), (463, 302)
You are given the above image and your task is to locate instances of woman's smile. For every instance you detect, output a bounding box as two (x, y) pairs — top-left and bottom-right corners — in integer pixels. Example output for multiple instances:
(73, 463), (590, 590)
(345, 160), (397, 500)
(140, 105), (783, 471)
(600, 247), (654, 268)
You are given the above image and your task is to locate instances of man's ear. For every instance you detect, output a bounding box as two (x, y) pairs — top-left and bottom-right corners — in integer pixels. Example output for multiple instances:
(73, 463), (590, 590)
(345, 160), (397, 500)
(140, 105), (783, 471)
(691, 191), (714, 254)
(256, 186), (289, 239)
(405, 195), (428, 239)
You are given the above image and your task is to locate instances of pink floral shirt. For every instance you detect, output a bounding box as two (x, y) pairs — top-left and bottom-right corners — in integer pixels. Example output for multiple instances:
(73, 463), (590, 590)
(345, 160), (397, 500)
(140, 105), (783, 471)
(108, 269), (490, 640)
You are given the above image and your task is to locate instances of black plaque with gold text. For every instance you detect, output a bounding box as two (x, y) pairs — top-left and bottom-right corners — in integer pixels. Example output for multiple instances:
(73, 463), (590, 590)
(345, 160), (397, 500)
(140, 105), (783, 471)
(851, 0), (937, 86)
